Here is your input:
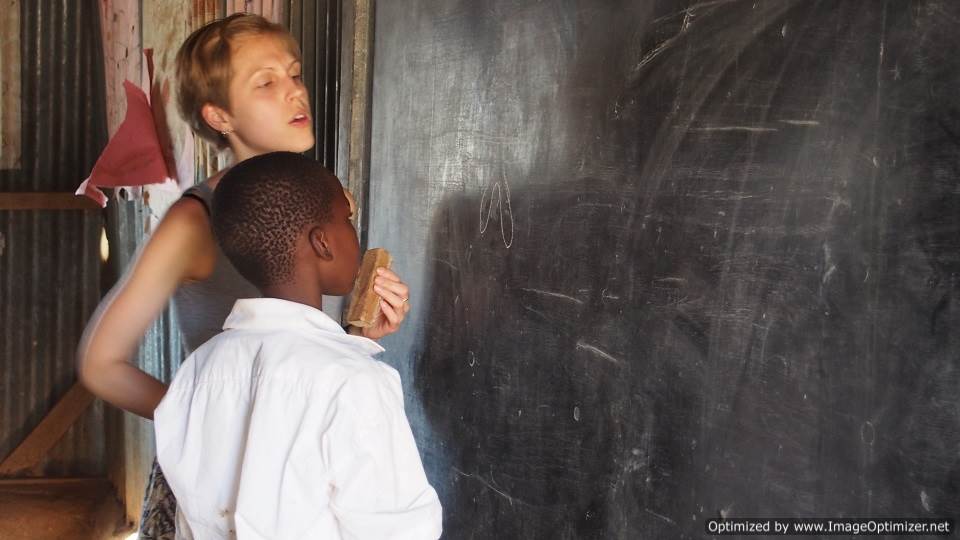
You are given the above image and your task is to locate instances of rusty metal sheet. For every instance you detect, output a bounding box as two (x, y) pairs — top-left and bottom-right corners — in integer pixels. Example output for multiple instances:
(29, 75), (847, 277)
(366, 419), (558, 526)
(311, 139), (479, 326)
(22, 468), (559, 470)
(0, 209), (104, 477)
(0, 0), (108, 480)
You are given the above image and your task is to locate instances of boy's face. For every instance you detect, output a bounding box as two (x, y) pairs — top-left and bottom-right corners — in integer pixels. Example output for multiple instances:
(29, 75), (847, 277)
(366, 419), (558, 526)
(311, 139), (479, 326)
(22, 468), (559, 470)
(323, 186), (362, 296)
(223, 33), (315, 160)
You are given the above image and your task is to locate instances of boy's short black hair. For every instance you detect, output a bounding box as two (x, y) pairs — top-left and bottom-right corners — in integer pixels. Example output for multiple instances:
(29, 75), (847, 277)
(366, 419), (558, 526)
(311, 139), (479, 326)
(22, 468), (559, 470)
(212, 151), (342, 290)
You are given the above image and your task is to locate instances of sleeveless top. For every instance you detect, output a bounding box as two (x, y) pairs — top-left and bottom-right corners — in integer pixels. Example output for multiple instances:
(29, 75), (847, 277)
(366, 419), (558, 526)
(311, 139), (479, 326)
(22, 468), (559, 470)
(171, 183), (260, 353)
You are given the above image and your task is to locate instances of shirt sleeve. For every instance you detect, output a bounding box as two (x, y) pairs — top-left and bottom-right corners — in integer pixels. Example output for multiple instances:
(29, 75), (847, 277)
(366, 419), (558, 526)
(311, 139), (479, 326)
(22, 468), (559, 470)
(321, 365), (443, 540)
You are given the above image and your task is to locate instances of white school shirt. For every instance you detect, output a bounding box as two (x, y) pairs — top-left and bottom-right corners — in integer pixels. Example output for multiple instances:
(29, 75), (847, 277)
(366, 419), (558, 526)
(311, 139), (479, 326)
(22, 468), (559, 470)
(154, 298), (442, 540)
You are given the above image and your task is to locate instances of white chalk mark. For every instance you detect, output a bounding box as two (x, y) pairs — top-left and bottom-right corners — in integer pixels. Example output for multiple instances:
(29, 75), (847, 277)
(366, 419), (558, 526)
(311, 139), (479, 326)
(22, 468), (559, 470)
(820, 242), (837, 294)
(452, 467), (515, 507)
(778, 119), (820, 126)
(720, 502), (735, 519)
(635, 11), (692, 73)
(874, 2), (887, 126)
(758, 322), (772, 364)
(860, 421), (876, 445)
(652, 0), (741, 24)
(687, 126), (778, 133)
(645, 508), (677, 525)
(519, 287), (584, 304)
(822, 265), (837, 285)
(520, 303), (549, 320)
(576, 341), (624, 366)
(575, 202), (628, 212)
(479, 173), (514, 249)
(825, 194), (851, 210)
(432, 257), (459, 271)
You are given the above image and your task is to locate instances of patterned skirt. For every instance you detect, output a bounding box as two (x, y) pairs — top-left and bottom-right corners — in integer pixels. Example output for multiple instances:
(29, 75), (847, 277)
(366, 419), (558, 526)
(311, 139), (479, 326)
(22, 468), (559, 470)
(138, 459), (178, 540)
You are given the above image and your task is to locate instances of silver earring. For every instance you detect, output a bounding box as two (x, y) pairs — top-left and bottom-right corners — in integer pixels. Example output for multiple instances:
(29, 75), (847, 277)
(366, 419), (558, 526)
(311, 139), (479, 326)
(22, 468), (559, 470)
(220, 129), (233, 136)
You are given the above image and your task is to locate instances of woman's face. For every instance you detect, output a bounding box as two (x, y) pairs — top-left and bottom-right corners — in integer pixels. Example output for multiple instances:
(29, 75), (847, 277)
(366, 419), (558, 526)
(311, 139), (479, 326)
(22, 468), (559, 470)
(222, 33), (315, 161)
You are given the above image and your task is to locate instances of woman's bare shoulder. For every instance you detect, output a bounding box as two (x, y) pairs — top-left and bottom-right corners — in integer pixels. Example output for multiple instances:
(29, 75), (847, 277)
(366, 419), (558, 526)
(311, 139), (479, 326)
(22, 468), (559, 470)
(147, 196), (217, 281)
(150, 168), (231, 280)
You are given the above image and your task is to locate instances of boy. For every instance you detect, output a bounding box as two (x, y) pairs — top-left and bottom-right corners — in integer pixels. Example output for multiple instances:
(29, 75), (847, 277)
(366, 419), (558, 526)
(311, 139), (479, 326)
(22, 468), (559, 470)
(153, 152), (442, 539)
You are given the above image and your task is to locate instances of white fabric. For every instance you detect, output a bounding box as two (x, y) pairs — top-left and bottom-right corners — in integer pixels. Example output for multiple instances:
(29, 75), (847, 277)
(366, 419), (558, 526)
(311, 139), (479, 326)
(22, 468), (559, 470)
(154, 298), (442, 540)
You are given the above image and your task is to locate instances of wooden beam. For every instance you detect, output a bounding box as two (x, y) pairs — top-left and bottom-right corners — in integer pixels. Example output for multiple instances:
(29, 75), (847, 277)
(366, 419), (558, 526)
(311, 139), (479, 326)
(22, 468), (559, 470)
(0, 383), (96, 476)
(1, 0), (21, 169)
(0, 477), (101, 487)
(0, 192), (101, 211)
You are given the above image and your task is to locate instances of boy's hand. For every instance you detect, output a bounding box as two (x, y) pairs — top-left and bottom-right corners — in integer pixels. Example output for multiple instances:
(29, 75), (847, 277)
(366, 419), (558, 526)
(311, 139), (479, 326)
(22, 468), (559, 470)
(360, 267), (411, 340)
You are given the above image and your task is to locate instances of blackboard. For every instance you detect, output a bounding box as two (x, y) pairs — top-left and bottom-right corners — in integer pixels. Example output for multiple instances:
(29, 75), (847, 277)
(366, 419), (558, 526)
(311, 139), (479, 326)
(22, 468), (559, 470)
(365, 1), (960, 537)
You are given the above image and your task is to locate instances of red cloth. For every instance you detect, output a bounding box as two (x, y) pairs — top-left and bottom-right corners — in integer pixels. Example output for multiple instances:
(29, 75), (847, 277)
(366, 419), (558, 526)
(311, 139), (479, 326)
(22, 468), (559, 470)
(76, 79), (169, 207)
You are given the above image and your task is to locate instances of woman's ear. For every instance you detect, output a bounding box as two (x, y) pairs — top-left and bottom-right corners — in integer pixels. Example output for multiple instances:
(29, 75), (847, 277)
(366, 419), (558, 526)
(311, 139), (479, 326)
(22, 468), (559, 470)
(308, 226), (334, 261)
(201, 103), (233, 135)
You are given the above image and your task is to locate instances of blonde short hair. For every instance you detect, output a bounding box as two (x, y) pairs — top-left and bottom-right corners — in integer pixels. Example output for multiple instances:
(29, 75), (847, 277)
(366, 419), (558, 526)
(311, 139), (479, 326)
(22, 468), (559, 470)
(175, 13), (301, 147)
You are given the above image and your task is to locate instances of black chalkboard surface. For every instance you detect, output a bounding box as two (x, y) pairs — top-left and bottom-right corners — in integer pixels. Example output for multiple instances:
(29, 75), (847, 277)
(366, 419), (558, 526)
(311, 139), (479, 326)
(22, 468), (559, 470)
(365, 1), (960, 537)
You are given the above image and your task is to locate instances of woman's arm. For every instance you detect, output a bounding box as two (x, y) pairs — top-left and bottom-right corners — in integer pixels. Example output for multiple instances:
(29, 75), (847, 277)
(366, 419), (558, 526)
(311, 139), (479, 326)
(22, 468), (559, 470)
(77, 198), (216, 419)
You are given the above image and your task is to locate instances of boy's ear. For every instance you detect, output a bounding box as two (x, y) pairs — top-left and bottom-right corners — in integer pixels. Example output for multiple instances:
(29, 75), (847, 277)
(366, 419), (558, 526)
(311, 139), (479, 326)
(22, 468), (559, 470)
(200, 103), (233, 134)
(308, 226), (334, 261)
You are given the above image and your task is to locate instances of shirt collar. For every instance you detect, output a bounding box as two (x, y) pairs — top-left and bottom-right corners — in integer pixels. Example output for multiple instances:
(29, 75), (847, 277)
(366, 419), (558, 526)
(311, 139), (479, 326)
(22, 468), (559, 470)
(223, 298), (385, 355)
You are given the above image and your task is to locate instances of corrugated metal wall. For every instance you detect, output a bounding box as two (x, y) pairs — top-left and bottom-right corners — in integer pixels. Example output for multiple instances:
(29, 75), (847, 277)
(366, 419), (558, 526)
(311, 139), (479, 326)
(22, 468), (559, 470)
(0, 0), (108, 476)
(285, 0), (341, 171)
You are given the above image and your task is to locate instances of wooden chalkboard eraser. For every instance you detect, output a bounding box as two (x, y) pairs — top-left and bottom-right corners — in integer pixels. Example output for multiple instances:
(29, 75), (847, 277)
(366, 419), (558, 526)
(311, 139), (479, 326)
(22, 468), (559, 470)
(346, 248), (393, 328)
